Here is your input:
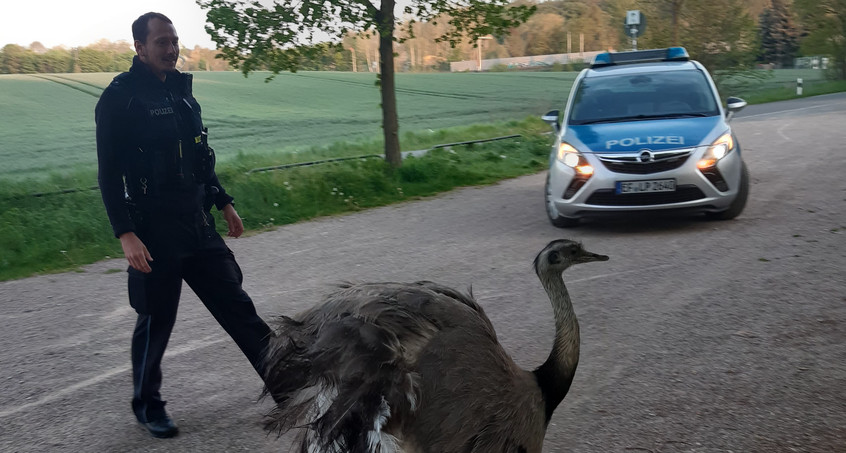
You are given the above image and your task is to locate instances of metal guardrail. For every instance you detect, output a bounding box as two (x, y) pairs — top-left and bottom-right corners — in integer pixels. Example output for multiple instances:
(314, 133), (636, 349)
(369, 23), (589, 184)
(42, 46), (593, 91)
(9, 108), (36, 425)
(245, 154), (383, 174)
(7, 134), (524, 198)
(431, 134), (522, 149)
(246, 134), (522, 173)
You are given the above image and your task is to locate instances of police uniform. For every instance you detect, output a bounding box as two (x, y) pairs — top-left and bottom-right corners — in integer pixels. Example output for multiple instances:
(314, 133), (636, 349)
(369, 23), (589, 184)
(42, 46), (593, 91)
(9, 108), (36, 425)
(95, 56), (272, 424)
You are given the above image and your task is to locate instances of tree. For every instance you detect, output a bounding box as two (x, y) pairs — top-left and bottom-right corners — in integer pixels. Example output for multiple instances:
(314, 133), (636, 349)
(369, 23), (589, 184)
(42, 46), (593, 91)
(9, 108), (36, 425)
(76, 47), (112, 73)
(29, 41), (47, 54)
(520, 13), (567, 55)
(39, 48), (74, 73)
(759, 0), (801, 68)
(0, 44), (37, 74)
(636, 0), (758, 73)
(197, 0), (535, 167)
(795, 0), (846, 79)
(571, 3), (615, 51)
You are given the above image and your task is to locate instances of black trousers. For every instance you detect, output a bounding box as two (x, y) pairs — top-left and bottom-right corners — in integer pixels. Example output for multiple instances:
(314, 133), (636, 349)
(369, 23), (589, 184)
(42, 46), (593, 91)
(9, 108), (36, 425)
(127, 209), (272, 423)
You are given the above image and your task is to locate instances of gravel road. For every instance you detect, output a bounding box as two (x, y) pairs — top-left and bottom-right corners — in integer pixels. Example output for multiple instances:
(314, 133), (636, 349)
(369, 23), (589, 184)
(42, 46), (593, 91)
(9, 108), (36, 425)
(1, 93), (845, 452)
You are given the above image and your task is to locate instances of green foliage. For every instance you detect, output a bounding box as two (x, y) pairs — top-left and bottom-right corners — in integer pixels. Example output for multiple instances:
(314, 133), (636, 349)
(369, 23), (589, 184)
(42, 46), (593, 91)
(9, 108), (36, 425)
(680, 0), (759, 74)
(196, 0), (533, 76)
(0, 43), (134, 75)
(0, 118), (548, 281)
(758, 0), (801, 68)
(607, 0), (758, 73)
(0, 189), (121, 280)
(737, 78), (846, 103)
(795, 0), (846, 79)
(197, 0), (536, 167)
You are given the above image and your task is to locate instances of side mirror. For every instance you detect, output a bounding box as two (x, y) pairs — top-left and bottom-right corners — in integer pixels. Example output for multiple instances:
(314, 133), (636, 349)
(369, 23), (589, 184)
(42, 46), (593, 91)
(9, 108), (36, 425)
(542, 110), (560, 133)
(725, 97), (747, 122)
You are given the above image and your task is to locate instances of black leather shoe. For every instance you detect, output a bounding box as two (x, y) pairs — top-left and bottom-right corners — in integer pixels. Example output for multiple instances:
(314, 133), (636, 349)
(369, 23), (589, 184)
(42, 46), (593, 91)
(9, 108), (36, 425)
(140, 416), (179, 438)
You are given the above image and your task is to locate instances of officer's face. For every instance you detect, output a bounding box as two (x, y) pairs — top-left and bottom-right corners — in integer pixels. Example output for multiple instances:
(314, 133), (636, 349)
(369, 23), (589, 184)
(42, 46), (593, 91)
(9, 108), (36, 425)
(135, 18), (180, 81)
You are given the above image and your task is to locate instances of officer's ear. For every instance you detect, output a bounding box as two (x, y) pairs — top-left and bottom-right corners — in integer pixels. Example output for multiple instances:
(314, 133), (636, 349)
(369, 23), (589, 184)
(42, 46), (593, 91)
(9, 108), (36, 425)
(135, 40), (145, 58)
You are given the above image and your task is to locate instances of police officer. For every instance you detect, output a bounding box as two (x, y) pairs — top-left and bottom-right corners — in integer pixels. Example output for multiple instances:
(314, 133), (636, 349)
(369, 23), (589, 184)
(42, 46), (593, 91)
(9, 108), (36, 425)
(95, 12), (272, 439)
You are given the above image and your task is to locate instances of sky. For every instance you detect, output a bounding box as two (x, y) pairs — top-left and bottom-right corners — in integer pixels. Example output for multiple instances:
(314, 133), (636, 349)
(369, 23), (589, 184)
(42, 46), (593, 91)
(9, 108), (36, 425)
(0, 0), (218, 49)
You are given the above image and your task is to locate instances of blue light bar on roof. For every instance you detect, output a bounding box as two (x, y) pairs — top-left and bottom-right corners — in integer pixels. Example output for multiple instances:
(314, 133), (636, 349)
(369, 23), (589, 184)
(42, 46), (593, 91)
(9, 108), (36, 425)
(593, 52), (612, 66)
(591, 47), (690, 67)
(665, 47), (689, 60)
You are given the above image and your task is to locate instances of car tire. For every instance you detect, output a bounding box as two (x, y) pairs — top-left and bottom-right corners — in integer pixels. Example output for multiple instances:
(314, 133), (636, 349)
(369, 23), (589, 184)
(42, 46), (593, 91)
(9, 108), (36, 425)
(545, 173), (580, 228)
(707, 161), (749, 221)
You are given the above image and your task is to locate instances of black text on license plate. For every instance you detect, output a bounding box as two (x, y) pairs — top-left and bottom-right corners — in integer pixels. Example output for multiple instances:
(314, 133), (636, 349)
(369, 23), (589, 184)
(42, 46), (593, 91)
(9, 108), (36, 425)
(616, 179), (676, 194)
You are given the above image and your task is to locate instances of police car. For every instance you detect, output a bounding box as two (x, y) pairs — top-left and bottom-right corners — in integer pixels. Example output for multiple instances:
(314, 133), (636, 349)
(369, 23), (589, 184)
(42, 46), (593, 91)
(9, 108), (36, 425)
(542, 47), (749, 227)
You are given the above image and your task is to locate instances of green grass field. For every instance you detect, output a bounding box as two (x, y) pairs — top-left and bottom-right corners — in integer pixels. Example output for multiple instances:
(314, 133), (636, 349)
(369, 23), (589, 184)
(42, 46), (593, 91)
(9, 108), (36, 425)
(0, 67), (842, 281)
(0, 70), (579, 181)
(0, 68), (837, 182)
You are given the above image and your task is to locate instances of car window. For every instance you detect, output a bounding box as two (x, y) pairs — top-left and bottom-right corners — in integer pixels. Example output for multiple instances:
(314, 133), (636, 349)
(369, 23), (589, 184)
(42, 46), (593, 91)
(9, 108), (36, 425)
(569, 70), (720, 125)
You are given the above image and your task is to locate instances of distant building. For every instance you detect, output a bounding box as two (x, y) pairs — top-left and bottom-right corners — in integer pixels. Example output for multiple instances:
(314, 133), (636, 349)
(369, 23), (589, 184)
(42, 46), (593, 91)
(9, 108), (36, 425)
(793, 56), (829, 70)
(450, 51), (603, 72)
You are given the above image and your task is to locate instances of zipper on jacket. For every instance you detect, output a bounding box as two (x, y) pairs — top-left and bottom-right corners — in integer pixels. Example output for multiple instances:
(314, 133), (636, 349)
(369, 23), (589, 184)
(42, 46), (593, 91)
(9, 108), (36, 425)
(177, 139), (184, 179)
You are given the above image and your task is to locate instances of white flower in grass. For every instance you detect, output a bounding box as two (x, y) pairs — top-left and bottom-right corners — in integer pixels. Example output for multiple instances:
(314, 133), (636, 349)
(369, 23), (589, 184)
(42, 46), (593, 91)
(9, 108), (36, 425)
(273, 202), (279, 207)
(500, 155), (507, 159)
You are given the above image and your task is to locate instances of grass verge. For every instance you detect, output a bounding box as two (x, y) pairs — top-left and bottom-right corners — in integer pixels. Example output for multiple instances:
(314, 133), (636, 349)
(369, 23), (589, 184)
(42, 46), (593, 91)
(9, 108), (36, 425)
(0, 118), (550, 281)
(740, 79), (846, 104)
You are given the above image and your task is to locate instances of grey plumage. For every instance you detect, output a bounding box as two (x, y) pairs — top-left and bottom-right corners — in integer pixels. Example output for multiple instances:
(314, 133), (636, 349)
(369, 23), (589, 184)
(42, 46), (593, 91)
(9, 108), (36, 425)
(263, 239), (609, 453)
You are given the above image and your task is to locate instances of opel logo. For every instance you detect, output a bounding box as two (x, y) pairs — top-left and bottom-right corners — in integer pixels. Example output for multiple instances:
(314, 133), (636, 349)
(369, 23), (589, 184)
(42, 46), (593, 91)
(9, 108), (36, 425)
(637, 149), (654, 163)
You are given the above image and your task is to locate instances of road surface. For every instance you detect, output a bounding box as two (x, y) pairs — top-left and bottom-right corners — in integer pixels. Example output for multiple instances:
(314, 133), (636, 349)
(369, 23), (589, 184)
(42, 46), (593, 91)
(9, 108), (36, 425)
(1, 93), (845, 452)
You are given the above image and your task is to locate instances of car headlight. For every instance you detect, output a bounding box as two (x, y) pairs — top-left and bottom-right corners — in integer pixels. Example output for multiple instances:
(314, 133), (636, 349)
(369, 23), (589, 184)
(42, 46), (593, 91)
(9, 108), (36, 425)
(558, 142), (594, 176)
(697, 133), (734, 169)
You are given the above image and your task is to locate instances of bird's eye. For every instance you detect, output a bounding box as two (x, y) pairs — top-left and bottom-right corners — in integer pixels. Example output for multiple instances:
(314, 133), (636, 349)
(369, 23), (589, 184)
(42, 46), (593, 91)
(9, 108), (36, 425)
(548, 251), (560, 264)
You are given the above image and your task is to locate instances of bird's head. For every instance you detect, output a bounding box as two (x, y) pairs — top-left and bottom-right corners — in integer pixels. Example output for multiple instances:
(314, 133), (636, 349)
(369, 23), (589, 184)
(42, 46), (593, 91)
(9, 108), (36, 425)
(533, 239), (609, 276)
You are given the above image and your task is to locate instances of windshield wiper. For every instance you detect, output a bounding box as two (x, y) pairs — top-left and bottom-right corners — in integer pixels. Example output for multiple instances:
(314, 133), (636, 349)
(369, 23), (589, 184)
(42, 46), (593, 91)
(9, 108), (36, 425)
(571, 112), (713, 125)
(570, 118), (619, 125)
(618, 112), (712, 121)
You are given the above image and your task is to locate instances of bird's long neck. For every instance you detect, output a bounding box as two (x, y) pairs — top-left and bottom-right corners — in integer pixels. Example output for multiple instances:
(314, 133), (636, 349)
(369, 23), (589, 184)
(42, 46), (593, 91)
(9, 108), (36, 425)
(533, 271), (580, 424)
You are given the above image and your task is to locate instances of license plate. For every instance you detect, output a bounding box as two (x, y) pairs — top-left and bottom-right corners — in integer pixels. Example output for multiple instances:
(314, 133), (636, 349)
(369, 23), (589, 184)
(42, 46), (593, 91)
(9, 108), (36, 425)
(616, 179), (676, 194)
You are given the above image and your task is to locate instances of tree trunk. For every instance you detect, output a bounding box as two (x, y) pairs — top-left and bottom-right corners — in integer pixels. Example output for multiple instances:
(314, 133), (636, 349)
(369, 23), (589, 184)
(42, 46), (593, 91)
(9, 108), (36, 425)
(671, 0), (684, 46)
(378, 0), (402, 167)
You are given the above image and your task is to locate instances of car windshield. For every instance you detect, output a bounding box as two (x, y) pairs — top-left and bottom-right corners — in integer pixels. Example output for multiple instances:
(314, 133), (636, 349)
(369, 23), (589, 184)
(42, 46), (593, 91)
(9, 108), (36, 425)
(568, 70), (720, 125)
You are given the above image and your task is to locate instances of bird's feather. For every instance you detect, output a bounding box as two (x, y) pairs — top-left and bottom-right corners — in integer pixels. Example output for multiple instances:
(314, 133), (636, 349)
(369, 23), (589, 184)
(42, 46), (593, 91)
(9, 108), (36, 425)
(263, 240), (607, 453)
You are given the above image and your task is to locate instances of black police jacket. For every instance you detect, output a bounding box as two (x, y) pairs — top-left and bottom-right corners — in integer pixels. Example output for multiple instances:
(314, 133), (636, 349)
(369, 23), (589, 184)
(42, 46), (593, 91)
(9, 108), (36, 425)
(96, 56), (233, 238)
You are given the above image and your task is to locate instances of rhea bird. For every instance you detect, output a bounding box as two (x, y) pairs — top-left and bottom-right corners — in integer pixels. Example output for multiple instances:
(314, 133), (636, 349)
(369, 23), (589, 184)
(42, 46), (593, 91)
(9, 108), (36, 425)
(262, 239), (609, 453)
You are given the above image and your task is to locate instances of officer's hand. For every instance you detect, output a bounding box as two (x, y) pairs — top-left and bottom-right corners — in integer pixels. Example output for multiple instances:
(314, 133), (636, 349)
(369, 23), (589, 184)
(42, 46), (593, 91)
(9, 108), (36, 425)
(222, 204), (244, 238)
(119, 232), (153, 273)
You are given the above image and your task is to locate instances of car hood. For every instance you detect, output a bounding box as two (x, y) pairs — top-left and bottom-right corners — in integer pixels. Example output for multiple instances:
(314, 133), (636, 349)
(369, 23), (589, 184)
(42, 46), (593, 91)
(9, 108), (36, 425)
(566, 116), (723, 153)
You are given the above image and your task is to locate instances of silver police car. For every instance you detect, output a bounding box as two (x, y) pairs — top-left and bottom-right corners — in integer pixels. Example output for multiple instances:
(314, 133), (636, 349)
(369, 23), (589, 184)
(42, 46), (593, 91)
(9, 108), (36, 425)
(542, 47), (749, 227)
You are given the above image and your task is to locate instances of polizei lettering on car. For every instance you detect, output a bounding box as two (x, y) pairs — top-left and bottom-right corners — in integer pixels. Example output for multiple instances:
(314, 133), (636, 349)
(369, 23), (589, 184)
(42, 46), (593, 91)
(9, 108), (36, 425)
(605, 136), (685, 149)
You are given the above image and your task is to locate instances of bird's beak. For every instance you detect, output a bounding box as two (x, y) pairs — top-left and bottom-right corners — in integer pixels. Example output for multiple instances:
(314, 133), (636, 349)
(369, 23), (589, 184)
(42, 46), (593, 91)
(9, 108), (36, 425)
(578, 251), (609, 263)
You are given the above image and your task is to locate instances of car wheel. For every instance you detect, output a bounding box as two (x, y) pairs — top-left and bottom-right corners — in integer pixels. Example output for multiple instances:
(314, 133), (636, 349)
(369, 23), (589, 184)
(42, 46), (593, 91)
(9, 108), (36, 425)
(545, 173), (580, 228)
(707, 161), (749, 221)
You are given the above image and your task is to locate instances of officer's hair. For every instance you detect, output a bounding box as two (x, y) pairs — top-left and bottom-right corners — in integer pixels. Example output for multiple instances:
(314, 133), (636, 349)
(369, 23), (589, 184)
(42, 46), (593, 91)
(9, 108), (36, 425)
(132, 12), (173, 44)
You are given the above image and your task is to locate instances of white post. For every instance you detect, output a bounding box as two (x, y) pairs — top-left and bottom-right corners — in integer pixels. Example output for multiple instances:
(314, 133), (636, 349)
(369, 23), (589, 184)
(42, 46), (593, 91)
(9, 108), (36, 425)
(477, 37), (482, 71)
(796, 78), (803, 96)
(477, 36), (492, 72)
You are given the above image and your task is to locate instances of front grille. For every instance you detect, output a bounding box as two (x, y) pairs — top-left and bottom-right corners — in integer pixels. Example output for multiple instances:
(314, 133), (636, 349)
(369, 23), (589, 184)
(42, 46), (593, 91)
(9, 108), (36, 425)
(597, 149), (691, 175)
(586, 185), (706, 206)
